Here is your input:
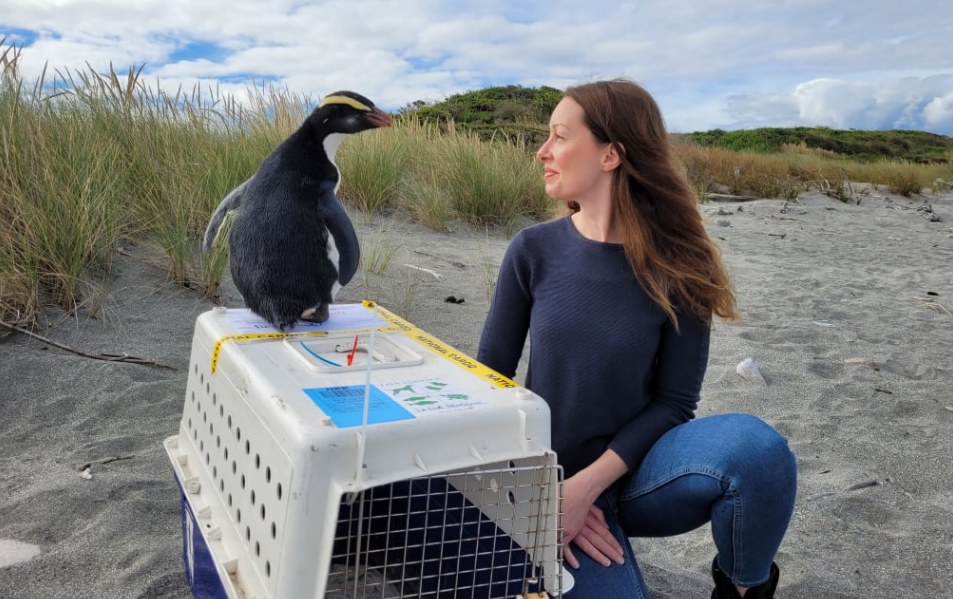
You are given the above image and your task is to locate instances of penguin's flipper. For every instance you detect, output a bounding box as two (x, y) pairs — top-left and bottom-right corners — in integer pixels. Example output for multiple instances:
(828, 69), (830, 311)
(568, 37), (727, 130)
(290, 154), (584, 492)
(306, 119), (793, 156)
(203, 176), (253, 253)
(318, 184), (360, 286)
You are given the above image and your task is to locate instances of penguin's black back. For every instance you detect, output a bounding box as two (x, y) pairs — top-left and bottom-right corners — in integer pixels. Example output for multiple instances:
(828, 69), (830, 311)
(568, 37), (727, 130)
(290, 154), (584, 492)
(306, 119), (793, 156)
(228, 123), (357, 330)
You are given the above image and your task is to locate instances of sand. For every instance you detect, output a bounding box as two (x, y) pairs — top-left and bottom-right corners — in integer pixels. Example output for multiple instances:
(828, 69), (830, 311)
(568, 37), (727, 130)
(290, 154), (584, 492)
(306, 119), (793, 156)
(1, 186), (951, 598)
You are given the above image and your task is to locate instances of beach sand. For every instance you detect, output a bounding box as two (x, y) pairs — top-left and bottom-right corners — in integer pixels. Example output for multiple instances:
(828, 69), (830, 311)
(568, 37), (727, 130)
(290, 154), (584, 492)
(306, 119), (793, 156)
(1, 186), (951, 598)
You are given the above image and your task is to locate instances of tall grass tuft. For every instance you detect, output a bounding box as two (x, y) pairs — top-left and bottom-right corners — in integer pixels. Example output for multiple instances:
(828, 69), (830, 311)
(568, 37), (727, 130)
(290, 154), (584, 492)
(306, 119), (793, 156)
(1, 54), (127, 320)
(0, 42), (311, 323)
(878, 161), (924, 197)
(337, 125), (410, 221)
(339, 117), (557, 230)
(440, 131), (553, 227)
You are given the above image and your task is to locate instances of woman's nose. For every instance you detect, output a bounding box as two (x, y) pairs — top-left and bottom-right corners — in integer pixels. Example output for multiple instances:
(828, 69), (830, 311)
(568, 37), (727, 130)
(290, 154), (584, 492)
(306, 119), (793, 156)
(536, 139), (551, 161)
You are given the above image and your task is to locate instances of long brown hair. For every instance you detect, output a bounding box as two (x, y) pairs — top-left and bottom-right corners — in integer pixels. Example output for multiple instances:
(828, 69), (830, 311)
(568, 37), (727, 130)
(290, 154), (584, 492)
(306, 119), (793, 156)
(563, 78), (739, 328)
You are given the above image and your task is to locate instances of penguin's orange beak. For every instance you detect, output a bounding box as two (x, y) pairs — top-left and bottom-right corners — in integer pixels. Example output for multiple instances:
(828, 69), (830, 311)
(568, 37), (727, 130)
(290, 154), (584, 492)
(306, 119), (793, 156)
(367, 107), (393, 128)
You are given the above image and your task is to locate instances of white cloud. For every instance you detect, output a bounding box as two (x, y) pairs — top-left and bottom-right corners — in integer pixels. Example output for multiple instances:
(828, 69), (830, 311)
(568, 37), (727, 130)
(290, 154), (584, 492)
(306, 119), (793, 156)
(923, 92), (953, 128)
(725, 75), (953, 134)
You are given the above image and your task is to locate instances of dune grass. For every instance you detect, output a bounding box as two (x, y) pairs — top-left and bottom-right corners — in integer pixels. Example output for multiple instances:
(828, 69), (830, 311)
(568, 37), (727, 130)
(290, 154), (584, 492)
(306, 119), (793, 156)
(674, 140), (950, 202)
(338, 118), (555, 231)
(1, 41), (950, 327)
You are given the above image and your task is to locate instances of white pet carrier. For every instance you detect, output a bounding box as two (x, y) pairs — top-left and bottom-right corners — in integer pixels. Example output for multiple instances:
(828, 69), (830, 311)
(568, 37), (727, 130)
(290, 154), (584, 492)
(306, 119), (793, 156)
(164, 302), (568, 598)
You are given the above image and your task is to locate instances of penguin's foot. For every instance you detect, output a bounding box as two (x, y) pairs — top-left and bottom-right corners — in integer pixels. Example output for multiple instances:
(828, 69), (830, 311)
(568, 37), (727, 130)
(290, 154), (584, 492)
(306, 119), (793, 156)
(301, 304), (330, 324)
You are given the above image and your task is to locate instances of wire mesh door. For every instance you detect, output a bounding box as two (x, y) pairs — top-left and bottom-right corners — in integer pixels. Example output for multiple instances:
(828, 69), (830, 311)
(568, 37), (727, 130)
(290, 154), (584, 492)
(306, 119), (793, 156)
(327, 463), (563, 599)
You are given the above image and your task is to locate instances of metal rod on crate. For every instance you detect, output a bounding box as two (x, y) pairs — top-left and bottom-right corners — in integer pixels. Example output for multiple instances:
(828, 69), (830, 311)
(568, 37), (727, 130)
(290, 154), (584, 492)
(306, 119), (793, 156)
(355, 303), (378, 480)
(351, 302), (379, 597)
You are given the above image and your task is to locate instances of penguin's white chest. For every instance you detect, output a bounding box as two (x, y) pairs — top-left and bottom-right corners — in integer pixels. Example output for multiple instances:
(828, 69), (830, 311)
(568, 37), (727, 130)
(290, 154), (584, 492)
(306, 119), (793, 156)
(321, 132), (347, 299)
(323, 133), (346, 196)
(325, 229), (342, 299)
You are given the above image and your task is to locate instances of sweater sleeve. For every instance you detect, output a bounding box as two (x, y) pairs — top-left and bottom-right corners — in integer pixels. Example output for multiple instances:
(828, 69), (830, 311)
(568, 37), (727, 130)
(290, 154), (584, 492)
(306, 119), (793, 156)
(477, 234), (532, 379)
(607, 311), (711, 471)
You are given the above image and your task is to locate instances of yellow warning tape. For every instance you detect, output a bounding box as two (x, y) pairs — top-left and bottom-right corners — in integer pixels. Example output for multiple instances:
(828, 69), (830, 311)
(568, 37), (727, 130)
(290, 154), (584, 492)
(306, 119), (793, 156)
(212, 331), (322, 374)
(362, 300), (519, 389)
(209, 304), (519, 389)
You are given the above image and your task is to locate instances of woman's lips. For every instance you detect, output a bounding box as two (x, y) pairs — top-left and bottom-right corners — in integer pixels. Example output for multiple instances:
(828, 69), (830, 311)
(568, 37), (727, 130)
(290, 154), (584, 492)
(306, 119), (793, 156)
(544, 169), (558, 180)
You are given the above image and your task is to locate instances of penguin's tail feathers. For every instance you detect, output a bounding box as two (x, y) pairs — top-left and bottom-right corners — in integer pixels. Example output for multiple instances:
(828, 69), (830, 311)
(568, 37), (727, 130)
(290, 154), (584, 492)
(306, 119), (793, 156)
(203, 176), (252, 252)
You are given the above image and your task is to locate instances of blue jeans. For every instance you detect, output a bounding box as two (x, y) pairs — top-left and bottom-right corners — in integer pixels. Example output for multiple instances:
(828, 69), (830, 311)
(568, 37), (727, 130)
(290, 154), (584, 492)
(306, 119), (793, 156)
(564, 414), (797, 598)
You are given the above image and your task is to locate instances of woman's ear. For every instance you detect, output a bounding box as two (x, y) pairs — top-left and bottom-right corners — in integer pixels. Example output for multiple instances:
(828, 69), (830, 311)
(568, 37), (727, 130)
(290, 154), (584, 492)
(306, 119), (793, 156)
(602, 142), (623, 172)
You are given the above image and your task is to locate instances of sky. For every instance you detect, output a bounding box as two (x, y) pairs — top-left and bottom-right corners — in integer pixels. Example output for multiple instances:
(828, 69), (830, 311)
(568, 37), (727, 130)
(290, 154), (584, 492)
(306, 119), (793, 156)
(2, 0), (952, 135)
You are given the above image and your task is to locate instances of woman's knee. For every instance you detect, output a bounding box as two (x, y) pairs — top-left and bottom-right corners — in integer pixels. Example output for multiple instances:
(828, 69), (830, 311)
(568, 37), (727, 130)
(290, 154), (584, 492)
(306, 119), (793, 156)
(728, 415), (797, 496)
(699, 414), (797, 482)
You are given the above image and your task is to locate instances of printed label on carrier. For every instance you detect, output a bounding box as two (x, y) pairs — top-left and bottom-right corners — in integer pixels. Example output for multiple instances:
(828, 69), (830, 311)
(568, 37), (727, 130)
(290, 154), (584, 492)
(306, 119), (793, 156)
(304, 385), (415, 428)
(377, 378), (489, 416)
(305, 379), (489, 427)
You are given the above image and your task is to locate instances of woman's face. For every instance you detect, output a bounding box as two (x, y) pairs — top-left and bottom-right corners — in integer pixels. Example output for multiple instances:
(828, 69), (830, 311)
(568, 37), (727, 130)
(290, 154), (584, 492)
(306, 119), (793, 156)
(536, 97), (614, 202)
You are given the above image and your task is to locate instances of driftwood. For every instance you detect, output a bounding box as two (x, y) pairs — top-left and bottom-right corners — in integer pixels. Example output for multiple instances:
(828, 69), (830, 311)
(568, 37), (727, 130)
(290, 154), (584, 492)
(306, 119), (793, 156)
(706, 193), (761, 202)
(75, 454), (135, 471)
(0, 320), (176, 370)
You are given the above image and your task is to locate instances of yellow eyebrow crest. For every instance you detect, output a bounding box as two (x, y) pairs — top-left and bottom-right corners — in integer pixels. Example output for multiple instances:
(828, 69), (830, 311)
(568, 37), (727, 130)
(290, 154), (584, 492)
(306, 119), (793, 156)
(319, 95), (371, 111)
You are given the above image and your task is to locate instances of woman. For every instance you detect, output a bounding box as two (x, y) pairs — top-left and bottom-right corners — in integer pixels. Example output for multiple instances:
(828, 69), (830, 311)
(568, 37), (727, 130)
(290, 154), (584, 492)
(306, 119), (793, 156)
(477, 79), (797, 599)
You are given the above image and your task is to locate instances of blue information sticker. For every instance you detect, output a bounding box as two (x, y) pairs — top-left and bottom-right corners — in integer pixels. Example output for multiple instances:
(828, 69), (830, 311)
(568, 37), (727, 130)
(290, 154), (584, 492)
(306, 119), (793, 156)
(303, 385), (415, 428)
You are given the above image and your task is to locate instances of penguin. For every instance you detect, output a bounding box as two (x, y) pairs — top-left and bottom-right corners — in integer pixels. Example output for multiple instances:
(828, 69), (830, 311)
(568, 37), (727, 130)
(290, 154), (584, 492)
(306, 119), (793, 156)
(203, 91), (392, 330)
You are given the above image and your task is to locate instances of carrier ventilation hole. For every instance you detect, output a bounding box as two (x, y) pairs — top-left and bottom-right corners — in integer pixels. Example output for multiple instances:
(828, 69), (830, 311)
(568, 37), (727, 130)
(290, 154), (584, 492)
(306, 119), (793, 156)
(236, 427), (242, 441)
(266, 561), (271, 578)
(251, 490), (256, 506)
(260, 504), (266, 521)
(277, 483), (283, 501)
(255, 454), (260, 469)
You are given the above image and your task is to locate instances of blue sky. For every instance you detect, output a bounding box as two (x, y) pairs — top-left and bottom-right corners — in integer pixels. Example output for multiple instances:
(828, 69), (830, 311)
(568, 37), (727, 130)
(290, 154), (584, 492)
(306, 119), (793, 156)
(3, 0), (952, 134)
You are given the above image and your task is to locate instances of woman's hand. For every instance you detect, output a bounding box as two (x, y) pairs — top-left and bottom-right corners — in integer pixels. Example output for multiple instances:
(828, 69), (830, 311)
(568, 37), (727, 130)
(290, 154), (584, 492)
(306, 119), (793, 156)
(562, 472), (625, 569)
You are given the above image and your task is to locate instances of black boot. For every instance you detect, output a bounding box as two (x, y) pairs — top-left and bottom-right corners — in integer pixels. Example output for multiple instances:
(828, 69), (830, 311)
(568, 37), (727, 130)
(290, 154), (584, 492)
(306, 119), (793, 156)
(711, 556), (780, 599)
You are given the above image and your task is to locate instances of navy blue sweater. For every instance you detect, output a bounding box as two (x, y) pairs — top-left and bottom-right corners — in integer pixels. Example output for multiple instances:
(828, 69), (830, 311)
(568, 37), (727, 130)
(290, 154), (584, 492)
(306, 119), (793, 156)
(478, 216), (711, 477)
